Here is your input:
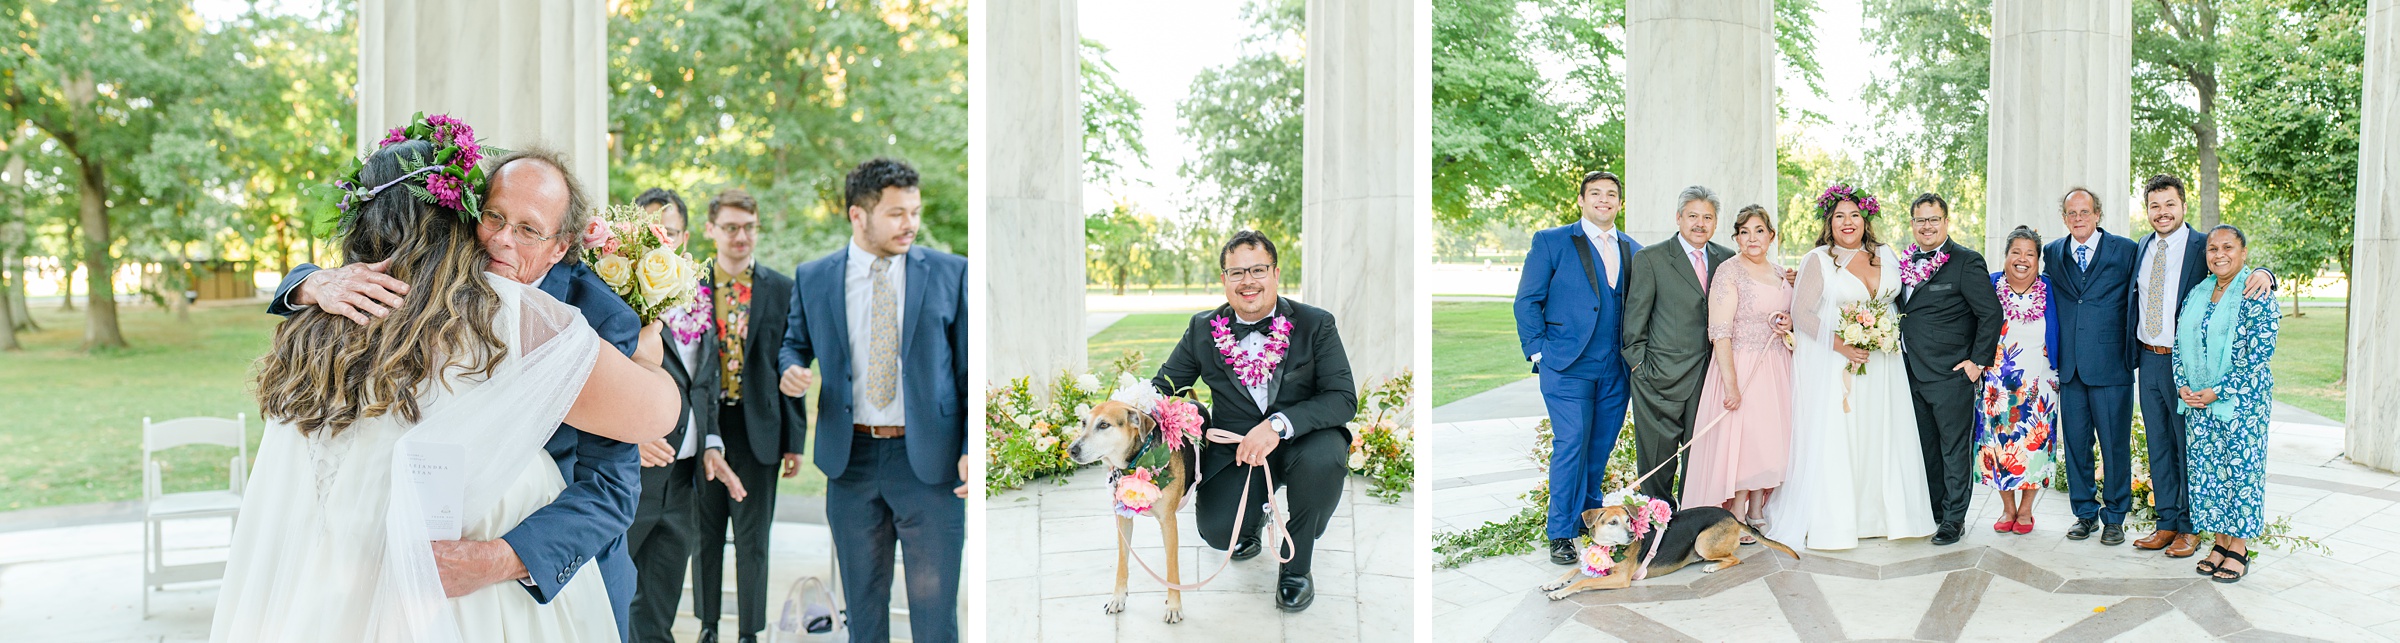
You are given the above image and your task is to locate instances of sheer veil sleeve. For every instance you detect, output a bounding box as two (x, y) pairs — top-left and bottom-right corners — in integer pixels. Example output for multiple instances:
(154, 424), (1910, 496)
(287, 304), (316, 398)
(1790, 248), (1829, 345)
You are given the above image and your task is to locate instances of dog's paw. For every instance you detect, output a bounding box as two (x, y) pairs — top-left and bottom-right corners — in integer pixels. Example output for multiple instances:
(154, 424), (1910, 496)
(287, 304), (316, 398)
(1102, 597), (1125, 614)
(1545, 588), (1576, 601)
(1164, 608), (1183, 624)
(1538, 580), (1566, 592)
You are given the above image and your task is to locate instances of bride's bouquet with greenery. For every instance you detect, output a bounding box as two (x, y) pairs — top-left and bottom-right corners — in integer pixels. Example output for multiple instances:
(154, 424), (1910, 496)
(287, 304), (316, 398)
(1834, 300), (1900, 375)
(581, 203), (702, 323)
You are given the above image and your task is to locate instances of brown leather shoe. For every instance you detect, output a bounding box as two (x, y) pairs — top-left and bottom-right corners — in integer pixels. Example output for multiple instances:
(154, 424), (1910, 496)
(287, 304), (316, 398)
(2164, 533), (2201, 558)
(2134, 529), (2180, 551)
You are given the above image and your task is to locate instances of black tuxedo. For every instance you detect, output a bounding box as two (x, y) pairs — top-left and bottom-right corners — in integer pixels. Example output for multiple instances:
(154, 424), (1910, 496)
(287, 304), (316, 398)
(690, 261), (810, 639)
(1150, 297), (1358, 576)
(627, 323), (718, 642)
(1896, 240), (2002, 527)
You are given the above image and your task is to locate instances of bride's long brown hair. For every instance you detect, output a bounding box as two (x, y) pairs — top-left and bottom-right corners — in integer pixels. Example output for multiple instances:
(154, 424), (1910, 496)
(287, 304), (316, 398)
(253, 139), (508, 438)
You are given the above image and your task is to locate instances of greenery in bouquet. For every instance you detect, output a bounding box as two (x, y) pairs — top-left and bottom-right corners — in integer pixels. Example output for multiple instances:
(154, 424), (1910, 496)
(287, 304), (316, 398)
(985, 351), (1145, 495)
(1347, 370), (1417, 502)
(581, 203), (703, 323)
(1833, 299), (1901, 375)
(1434, 417), (1638, 568)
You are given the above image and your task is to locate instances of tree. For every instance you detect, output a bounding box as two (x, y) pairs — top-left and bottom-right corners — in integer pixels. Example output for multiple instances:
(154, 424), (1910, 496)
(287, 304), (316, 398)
(1861, 0), (1991, 234)
(2218, 0), (2364, 331)
(1082, 38), (1148, 189)
(2133, 0), (2229, 228)
(1084, 201), (1162, 296)
(1178, 0), (1305, 280)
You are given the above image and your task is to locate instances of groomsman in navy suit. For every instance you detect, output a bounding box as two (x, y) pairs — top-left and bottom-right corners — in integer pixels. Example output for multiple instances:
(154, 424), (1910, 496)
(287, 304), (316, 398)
(778, 158), (966, 643)
(1516, 170), (1642, 566)
(2127, 174), (2274, 559)
(2042, 187), (2144, 547)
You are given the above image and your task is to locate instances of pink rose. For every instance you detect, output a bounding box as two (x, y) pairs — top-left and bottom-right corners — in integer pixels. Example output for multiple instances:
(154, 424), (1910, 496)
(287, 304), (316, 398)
(650, 223), (674, 243)
(581, 218), (614, 249)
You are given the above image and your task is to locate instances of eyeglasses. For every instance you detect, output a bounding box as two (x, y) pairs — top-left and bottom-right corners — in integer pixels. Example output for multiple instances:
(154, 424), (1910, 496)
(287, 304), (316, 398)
(1221, 263), (1275, 283)
(713, 222), (758, 236)
(479, 210), (564, 245)
(1911, 217), (1946, 226)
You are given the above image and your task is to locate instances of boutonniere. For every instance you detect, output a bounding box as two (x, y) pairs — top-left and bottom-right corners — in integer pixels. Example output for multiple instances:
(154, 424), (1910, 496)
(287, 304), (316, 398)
(1209, 314), (1293, 388)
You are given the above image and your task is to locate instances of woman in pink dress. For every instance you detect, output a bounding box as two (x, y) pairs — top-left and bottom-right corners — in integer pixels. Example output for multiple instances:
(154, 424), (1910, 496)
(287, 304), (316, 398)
(1683, 205), (1795, 530)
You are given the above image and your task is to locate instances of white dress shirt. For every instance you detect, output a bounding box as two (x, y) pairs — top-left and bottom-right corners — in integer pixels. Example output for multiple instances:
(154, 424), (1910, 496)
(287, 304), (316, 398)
(2136, 225), (2189, 347)
(665, 324), (722, 458)
(1228, 309), (1296, 439)
(846, 242), (908, 426)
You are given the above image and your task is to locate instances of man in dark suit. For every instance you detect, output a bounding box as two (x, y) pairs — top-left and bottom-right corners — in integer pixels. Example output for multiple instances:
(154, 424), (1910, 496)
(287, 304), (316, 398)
(1620, 185), (1734, 503)
(684, 188), (811, 643)
(1894, 193), (2003, 546)
(2042, 187), (2143, 547)
(1516, 170), (1643, 566)
(1149, 230), (1357, 613)
(777, 159), (966, 643)
(265, 148), (647, 642)
(2127, 174), (2275, 558)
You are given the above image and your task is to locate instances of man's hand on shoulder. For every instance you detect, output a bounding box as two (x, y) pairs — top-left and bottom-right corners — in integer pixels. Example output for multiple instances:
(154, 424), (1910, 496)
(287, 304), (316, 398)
(300, 259), (409, 326)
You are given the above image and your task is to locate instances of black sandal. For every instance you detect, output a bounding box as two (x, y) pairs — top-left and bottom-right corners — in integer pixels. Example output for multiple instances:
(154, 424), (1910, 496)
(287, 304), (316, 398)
(2211, 547), (2251, 584)
(2196, 545), (2229, 576)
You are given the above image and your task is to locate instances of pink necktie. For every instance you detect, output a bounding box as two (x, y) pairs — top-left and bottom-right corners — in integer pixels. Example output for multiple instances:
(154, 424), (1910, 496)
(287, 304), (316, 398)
(1690, 249), (1708, 292)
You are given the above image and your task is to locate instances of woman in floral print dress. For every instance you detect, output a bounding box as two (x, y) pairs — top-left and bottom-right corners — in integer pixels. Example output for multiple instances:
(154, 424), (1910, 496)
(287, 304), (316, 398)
(1976, 227), (2058, 535)
(2178, 225), (2279, 584)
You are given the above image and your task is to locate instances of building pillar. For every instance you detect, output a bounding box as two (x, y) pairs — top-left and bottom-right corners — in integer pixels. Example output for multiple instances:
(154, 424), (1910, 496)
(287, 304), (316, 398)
(1623, 0), (1777, 245)
(1985, 0), (2132, 260)
(2347, 0), (2400, 471)
(1301, 0), (1418, 383)
(984, 0), (1086, 383)
(358, 0), (608, 201)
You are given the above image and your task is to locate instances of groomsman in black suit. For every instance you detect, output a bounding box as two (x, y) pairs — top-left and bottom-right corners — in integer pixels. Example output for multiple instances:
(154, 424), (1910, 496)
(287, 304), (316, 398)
(1894, 193), (2002, 546)
(1150, 230), (1357, 613)
(687, 188), (809, 643)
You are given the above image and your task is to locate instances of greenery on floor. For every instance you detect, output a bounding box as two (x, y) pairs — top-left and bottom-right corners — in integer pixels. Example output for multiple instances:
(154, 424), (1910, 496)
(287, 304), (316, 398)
(1431, 301), (1534, 407)
(0, 302), (823, 512)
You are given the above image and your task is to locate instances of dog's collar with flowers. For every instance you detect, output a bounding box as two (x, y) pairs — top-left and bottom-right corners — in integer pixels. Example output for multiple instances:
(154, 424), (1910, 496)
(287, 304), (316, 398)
(1210, 312), (1292, 389)
(307, 112), (504, 237)
(1110, 431), (1176, 517)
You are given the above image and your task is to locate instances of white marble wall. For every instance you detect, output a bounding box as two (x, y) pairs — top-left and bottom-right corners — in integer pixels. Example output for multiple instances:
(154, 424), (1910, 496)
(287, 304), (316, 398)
(1301, 0), (1417, 382)
(2348, 0), (2400, 472)
(984, 0), (1087, 383)
(358, 0), (608, 201)
(1623, 0), (1778, 246)
(1984, 0), (2132, 260)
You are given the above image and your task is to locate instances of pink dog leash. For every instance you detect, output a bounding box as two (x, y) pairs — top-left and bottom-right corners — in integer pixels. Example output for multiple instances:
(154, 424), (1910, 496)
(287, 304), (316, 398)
(1116, 426), (1292, 591)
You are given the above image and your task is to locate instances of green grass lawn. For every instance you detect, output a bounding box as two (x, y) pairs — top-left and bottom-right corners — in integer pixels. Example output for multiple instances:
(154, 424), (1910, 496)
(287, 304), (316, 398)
(1431, 301), (1532, 407)
(1431, 299), (2352, 421)
(1084, 311), (1215, 405)
(0, 301), (822, 512)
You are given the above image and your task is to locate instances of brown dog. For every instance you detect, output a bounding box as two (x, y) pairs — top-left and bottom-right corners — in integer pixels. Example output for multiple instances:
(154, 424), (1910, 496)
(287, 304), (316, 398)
(1066, 400), (1197, 623)
(1538, 504), (1798, 600)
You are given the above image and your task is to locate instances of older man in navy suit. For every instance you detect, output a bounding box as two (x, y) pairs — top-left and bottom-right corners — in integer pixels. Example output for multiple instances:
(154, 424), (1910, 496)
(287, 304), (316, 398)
(778, 158), (966, 643)
(265, 148), (646, 642)
(2042, 186), (2149, 547)
(1516, 170), (1643, 566)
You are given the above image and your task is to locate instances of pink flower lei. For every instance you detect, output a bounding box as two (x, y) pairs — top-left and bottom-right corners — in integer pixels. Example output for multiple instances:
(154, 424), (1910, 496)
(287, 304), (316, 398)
(1209, 313), (1293, 388)
(661, 283), (714, 344)
(1900, 244), (1952, 288)
(1998, 277), (2047, 323)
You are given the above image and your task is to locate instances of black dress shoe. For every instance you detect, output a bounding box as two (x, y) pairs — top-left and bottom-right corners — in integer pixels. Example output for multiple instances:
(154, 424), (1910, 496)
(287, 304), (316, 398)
(738, 635), (759, 643)
(1231, 535), (1262, 561)
(1931, 522), (1962, 546)
(696, 627), (717, 643)
(2066, 519), (2099, 540)
(1549, 538), (1578, 565)
(2101, 524), (2126, 546)
(1277, 572), (1315, 612)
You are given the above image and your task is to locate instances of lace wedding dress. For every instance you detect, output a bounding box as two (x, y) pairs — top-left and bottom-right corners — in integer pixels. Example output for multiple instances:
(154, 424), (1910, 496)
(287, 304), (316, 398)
(1762, 245), (1937, 550)
(212, 274), (619, 642)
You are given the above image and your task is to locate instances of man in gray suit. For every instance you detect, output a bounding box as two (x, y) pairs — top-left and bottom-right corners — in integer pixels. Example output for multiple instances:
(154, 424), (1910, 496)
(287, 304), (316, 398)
(1620, 185), (1734, 503)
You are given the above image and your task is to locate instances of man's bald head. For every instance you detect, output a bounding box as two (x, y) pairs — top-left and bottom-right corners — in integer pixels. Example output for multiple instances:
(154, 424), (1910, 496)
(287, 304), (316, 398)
(488, 147), (591, 261)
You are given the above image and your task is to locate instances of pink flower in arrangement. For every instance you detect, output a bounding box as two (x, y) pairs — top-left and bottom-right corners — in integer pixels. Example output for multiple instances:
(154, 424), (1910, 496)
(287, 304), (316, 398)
(1114, 469), (1162, 517)
(1580, 543), (1616, 577)
(582, 218), (616, 249)
(424, 172), (465, 211)
(650, 223), (674, 244)
(1154, 399), (1203, 450)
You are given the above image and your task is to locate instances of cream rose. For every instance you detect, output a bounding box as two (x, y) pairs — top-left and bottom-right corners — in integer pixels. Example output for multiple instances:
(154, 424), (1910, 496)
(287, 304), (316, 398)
(637, 247), (694, 303)
(595, 254), (635, 291)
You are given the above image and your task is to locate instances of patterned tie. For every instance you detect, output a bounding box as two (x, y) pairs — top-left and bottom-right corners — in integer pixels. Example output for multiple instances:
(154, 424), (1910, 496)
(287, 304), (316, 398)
(2144, 238), (2168, 338)
(2076, 244), (2090, 271)
(1689, 248), (1708, 293)
(863, 256), (899, 408)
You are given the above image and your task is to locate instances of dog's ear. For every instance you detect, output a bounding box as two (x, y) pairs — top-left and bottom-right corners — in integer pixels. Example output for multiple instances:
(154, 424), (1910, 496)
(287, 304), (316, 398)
(1581, 508), (1605, 531)
(1125, 405), (1159, 435)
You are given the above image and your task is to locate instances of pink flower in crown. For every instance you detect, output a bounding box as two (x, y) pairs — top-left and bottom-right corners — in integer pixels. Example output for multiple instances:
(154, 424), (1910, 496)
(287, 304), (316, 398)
(378, 127), (407, 147)
(424, 172), (465, 211)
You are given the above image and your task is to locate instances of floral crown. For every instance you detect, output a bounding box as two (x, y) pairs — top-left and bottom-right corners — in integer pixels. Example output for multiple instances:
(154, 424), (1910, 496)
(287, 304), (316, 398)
(306, 112), (502, 237)
(1815, 183), (1880, 219)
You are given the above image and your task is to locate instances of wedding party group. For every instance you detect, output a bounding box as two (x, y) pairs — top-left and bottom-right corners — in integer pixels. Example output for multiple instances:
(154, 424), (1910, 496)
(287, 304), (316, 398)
(1518, 169), (2284, 585)
(203, 114), (967, 643)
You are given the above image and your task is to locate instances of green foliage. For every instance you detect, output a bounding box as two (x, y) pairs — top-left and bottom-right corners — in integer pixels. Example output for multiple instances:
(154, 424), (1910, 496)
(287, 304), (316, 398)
(1084, 201), (1163, 295)
(2219, 0), (2364, 290)
(1434, 417), (1639, 568)
(608, 0), (968, 268)
(1177, 0), (1305, 278)
(1859, 0), (1991, 235)
(2132, 0), (2226, 225)
(1081, 38), (1148, 189)
(984, 351), (1146, 495)
(1348, 370), (1415, 502)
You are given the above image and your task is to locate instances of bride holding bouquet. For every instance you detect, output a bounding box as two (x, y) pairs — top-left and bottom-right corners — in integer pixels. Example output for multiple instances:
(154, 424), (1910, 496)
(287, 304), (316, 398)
(1762, 184), (1937, 550)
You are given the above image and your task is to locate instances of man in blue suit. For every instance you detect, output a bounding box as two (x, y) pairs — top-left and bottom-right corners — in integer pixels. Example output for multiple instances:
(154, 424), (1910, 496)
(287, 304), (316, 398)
(778, 158), (966, 643)
(1516, 170), (1642, 566)
(265, 148), (646, 642)
(2042, 186), (2144, 547)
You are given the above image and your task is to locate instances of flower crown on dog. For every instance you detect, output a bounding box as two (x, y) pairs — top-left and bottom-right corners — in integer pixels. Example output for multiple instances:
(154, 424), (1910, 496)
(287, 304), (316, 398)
(306, 112), (506, 237)
(1815, 183), (1879, 220)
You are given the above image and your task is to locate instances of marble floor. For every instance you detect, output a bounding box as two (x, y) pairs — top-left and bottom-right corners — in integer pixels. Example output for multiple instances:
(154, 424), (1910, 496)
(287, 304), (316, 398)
(986, 465), (1415, 641)
(0, 506), (943, 642)
(1432, 412), (2400, 642)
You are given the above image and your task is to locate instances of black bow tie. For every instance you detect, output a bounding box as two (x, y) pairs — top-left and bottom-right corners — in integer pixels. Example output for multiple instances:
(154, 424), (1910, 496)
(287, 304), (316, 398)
(1231, 318), (1276, 339)
(1912, 250), (1939, 262)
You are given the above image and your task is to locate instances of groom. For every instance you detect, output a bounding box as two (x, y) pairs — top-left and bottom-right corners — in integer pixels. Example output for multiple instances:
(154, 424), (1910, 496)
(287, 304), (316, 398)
(1895, 193), (2002, 546)
(1517, 170), (1642, 566)
(1149, 230), (1356, 612)
(265, 148), (644, 641)
(1620, 185), (1733, 504)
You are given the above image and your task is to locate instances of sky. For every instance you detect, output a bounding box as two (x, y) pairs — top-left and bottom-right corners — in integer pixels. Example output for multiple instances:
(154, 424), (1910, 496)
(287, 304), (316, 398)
(1077, 2), (1256, 223)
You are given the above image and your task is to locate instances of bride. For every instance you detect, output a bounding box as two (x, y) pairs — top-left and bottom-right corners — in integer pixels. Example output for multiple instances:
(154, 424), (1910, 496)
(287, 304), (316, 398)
(211, 128), (678, 641)
(1763, 185), (1937, 550)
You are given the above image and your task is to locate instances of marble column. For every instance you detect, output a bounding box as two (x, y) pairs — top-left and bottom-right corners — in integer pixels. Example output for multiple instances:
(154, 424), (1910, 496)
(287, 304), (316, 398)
(1985, 0), (2132, 260)
(357, 0), (608, 201)
(1623, 0), (1777, 245)
(1301, 0), (1418, 382)
(984, 0), (1086, 383)
(2347, 0), (2400, 471)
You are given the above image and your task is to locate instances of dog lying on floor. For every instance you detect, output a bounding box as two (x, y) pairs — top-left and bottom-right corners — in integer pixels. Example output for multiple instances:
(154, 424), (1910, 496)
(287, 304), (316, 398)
(1539, 504), (1799, 600)
(1066, 400), (1198, 623)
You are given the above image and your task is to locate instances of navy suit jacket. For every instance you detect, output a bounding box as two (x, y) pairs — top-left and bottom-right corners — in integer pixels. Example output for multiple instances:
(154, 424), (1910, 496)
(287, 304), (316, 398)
(2041, 230), (2140, 387)
(269, 261), (642, 636)
(1515, 222), (1642, 374)
(779, 245), (968, 485)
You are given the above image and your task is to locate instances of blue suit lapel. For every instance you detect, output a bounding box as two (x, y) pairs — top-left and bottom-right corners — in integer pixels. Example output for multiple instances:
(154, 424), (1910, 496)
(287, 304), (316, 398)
(901, 246), (929, 361)
(824, 252), (852, 367)
(538, 263), (576, 302)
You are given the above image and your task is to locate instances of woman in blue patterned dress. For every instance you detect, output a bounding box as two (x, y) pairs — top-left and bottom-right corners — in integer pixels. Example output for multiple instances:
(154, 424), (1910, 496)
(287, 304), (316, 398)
(1977, 226), (2060, 535)
(2176, 225), (2278, 584)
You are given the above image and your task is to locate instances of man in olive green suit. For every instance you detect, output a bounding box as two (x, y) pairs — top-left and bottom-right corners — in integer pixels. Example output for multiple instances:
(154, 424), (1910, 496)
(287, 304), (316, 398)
(1620, 185), (1735, 503)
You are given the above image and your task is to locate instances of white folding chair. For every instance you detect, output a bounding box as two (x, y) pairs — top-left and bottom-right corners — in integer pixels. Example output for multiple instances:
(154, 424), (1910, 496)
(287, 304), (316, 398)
(141, 414), (247, 617)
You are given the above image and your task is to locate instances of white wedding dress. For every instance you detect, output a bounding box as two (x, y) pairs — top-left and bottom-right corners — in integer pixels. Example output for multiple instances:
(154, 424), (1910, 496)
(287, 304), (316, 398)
(212, 274), (619, 642)
(1763, 245), (1937, 550)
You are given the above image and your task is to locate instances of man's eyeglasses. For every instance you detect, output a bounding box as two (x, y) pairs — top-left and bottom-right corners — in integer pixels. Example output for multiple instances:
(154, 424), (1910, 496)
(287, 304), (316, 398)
(479, 210), (564, 245)
(713, 222), (759, 236)
(1221, 263), (1275, 283)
